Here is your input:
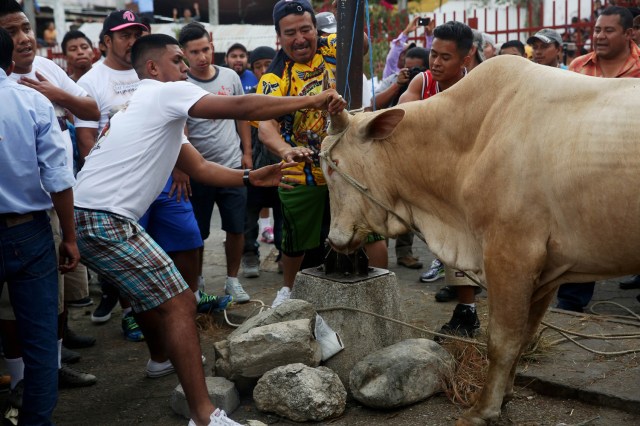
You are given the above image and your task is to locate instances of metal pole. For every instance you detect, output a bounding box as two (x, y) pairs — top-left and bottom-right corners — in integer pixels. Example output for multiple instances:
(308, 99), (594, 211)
(22, 0), (36, 36)
(209, 0), (219, 25)
(336, 0), (363, 110)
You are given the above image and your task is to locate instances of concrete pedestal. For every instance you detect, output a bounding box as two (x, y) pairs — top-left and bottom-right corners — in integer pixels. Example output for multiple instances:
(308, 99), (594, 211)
(291, 268), (411, 388)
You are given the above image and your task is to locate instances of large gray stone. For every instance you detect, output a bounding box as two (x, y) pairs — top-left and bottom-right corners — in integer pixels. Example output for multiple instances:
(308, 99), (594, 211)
(349, 338), (455, 408)
(253, 363), (346, 422)
(216, 319), (322, 379)
(170, 376), (240, 419)
(292, 270), (412, 386)
(229, 299), (316, 339)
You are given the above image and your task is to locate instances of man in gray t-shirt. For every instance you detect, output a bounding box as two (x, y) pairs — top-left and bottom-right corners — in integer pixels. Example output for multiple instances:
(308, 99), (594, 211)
(186, 70), (246, 168)
(180, 23), (252, 303)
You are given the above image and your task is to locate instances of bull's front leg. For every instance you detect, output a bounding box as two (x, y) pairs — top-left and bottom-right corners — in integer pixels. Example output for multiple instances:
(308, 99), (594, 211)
(456, 239), (545, 426)
(502, 286), (556, 402)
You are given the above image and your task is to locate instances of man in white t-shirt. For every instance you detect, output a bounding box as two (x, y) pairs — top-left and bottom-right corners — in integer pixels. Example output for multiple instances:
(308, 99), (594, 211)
(75, 10), (216, 344)
(74, 33), (345, 426)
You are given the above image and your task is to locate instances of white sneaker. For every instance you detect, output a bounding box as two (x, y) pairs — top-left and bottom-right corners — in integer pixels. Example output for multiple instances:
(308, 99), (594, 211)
(271, 286), (291, 308)
(224, 277), (250, 303)
(146, 355), (206, 378)
(188, 408), (241, 426)
(241, 253), (260, 278)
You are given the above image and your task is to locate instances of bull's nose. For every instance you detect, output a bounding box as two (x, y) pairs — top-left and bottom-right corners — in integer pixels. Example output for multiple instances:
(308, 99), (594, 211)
(327, 237), (348, 253)
(327, 230), (361, 254)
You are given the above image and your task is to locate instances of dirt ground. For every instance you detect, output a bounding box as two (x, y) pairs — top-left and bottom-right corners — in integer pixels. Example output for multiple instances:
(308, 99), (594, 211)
(4, 217), (640, 426)
(37, 283), (640, 426)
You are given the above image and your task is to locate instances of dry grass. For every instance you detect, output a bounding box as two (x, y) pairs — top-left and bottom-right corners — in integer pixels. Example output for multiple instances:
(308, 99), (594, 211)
(439, 326), (555, 407)
(195, 312), (225, 333)
(440, 339), (489, 407)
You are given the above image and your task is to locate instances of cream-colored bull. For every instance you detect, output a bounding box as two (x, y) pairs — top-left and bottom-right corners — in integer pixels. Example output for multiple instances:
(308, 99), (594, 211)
(321, 55), (640, 425)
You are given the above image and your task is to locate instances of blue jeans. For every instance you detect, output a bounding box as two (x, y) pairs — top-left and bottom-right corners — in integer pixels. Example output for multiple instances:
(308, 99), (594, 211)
(0, 212), (59, 426)
(556, 282), (596, 313)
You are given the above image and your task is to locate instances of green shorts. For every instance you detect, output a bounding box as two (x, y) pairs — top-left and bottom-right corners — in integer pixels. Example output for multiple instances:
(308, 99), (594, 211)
(279, 185), (329, 255)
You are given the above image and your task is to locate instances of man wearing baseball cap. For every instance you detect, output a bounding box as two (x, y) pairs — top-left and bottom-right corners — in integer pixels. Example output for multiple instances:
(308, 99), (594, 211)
(316, 11), (337, 34)
(257, 1), (382, 308)
(76, 10), (149, 160)
(527, 28), (565, 68)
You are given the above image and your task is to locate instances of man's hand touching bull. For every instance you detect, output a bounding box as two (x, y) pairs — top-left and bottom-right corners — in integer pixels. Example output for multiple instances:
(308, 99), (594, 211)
(258, 88), (347, 165)
(316, 89), (347, 115)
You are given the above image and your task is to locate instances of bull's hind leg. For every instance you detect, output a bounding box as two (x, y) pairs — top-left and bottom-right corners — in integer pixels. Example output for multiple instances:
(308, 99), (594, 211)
(503, 288), (555, 403)
(457, 240), (545, 426)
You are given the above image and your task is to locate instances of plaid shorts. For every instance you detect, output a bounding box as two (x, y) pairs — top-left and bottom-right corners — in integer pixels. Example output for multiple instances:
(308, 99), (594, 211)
(74, 208), (189, 312)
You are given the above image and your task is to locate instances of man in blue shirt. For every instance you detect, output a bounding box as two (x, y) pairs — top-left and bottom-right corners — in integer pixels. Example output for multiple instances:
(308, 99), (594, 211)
(225, 42), (258, 92)
(0, 27), (78, 425)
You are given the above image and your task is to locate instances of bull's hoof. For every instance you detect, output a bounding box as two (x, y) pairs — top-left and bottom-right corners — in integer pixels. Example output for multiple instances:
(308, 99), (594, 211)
(502, 392), (514, 407)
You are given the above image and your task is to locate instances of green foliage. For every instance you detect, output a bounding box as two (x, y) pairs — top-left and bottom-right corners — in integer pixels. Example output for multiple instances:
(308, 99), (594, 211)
(365, 4), (411, 79)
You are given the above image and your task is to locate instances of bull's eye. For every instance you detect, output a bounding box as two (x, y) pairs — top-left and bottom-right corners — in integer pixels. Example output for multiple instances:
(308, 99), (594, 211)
(326, 158), (339, 177)
(327, 166), (334, 177)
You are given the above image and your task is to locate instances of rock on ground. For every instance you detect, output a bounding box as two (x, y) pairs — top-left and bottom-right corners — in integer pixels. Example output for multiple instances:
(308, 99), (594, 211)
(253, 363), (346, 422)
(215, 319), (321, 379)
(349, 338), (455, 409)
(170, 376), (240, 419)
(228, 299), (316, 339)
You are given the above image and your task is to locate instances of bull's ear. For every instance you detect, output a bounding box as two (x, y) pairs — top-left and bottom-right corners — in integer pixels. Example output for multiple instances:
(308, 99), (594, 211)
(359, 109), (405, 141)
(329, 110), (350, 135)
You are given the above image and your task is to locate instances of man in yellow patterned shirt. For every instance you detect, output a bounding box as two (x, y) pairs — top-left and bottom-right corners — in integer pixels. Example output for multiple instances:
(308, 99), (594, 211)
(258, 0), (384, 307)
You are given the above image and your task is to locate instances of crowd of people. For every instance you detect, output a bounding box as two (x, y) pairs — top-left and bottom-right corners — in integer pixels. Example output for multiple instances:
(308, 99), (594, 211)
(1, 0), (640, 425)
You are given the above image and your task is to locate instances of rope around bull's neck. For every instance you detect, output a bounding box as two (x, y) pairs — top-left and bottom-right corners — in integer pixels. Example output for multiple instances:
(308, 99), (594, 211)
(320, 123), (426, 243)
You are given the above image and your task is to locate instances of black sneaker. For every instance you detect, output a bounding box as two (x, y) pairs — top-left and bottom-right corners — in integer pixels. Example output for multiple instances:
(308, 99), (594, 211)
(7, 380), (23, 409)
(437, 304), (480, 340)
(63, 326), (96, 349)
(66, 297), (94, 307)
(619, 275), (640, 290)
(435, 285), (456, 302)
(61, 347), (81, 364)
(58, 365), (97, 388)
(91, 282), (119, 323)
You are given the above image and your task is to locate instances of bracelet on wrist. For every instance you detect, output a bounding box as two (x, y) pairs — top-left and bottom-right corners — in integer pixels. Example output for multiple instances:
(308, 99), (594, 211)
(243, 169), (252, 187)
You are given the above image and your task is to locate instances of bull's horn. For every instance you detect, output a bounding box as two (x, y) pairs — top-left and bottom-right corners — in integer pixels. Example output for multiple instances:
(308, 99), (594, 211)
(328, 109), (350, 135)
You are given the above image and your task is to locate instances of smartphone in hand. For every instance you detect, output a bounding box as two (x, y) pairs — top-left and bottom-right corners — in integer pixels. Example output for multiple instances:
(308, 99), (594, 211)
(418, 17), (431, 26)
